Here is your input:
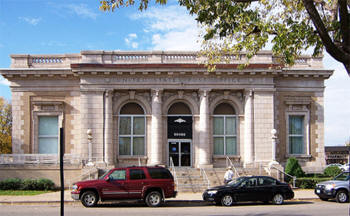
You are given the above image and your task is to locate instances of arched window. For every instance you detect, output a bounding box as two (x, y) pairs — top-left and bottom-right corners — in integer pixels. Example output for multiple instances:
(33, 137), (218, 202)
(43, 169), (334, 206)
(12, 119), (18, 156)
(213, 103), (237, 155)
(119, 103), (145, 156)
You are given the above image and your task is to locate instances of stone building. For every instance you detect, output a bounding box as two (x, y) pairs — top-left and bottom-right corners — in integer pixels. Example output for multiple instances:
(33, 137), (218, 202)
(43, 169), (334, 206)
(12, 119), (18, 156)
(0, 51), (332, 177)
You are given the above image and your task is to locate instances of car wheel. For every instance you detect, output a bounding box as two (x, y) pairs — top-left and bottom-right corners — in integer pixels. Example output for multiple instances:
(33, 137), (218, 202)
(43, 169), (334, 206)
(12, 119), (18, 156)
(336, 190), (349, 203)
(145, 191), (162, 207)
(272, 193), (284, 205)
(81, 191), (98, 207)
(221, 194), (234, 206)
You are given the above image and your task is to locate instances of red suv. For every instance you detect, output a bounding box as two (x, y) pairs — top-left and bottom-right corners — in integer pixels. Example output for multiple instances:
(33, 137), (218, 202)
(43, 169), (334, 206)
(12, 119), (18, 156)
(71, 166), (177, 207)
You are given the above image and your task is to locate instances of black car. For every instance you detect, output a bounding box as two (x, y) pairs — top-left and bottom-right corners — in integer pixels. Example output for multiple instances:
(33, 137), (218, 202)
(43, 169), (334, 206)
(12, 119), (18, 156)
(203, 176), (294, 206)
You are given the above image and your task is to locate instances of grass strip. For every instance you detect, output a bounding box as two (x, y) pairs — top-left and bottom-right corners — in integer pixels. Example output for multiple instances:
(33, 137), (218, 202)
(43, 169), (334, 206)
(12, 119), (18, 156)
(0, 190), (53, 196)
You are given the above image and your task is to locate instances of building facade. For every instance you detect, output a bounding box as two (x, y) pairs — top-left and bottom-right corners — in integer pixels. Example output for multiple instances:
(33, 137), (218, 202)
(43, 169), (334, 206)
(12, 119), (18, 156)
(0, 51), (333, 173)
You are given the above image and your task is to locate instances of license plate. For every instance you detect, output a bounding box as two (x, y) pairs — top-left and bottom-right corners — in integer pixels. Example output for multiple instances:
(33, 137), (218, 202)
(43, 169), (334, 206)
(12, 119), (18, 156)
(316, 189), (320, 194)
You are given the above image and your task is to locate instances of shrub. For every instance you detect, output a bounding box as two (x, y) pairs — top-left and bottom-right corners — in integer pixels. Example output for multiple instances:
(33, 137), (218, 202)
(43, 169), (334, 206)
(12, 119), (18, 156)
(295, 177), (332, 189)
(0, 178), (55, 190)
(323, 166), (342, 178)
(285, 157), (305, 182)
(0, 178), (22, 190)
(21, 179), (38, 190)
(36, 178), (55, 190)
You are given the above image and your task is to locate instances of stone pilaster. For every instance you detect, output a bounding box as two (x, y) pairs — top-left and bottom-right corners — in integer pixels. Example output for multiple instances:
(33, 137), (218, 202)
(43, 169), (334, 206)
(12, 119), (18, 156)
(198, 89), (212, 167)
(149, 89), (163, 165)
(104, 90), (113, 165)
(244, 90), (254, 166)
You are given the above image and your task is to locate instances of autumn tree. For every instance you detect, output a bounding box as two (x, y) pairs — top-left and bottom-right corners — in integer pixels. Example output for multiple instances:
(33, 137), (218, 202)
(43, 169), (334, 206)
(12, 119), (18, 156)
(0, 97), (12, 154)
(99, 0), (350, 75)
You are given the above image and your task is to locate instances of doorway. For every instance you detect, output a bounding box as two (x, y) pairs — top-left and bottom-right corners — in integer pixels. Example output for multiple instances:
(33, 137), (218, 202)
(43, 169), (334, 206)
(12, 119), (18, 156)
(168, 140), (191, 167)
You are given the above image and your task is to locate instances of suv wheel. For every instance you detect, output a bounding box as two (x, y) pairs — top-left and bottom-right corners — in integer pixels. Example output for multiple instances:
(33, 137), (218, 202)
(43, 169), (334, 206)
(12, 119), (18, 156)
(336, 190), (349, 203)
(272, 193), (284, 205)
(221, 194), (234, 206)
(81, 191), (98, 207)
(145, 191), (162, 207)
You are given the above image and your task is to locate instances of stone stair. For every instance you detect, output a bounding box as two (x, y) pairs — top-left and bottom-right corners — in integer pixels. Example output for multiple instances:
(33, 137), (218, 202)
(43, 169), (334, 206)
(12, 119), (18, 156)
(173, 166), (271, 192)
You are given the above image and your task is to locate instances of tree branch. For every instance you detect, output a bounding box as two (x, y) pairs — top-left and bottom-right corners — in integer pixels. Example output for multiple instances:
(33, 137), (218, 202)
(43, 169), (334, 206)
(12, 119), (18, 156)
(302, 0), (350, 74)
(339, 0), (350, 53)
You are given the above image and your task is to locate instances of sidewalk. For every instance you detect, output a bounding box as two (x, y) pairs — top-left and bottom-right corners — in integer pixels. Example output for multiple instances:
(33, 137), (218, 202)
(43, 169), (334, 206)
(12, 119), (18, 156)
(0, 189), (319, 205)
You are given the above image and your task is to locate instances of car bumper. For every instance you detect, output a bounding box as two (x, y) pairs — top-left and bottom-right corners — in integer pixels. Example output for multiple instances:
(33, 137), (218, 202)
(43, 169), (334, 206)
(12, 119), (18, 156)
(202, 192), (216, 202)
(315, 188), (335, 199)
(71, 192), (80, 200)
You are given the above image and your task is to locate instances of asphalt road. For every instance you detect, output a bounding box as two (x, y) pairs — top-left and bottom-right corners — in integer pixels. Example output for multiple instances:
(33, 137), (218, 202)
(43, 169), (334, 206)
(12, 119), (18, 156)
(1, 200), (349, 216)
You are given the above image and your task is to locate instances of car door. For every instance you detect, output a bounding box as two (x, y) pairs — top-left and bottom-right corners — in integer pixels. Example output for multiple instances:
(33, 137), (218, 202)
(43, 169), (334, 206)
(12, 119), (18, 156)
(125, 168), (147, 199)
(235, 177), (259, 202)
(101, 169), (128, 199)
(258, 177), (277, 201)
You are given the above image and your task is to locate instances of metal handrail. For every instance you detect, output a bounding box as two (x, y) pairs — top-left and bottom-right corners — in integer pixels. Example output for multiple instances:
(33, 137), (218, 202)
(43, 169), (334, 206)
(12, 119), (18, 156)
(269, 164), (296, 188)
(169, 157), (178, 187)
(226, 156), (240, 177)
(138, 157), (141, 166)
(68, 166), (99, 190)
(200, 168), (210, 189)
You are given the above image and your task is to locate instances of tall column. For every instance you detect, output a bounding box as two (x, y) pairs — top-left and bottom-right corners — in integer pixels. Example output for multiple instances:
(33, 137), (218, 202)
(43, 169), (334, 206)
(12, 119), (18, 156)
(150, 89), (163, 165)
(244, 89), (254, 166)
(104, 90), (113, 165)
(198, 89), (211, 167)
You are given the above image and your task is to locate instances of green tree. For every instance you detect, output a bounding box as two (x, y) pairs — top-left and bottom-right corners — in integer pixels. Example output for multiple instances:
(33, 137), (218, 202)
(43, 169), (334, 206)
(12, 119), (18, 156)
(0, 97), (12, 154)
(99, 0), (350, 75)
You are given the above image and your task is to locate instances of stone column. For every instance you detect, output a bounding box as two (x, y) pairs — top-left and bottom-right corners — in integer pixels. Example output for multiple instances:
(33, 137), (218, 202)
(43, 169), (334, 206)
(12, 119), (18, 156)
(244, 89), (254, 166)
(150, 89), (163, 165)
(198, 89), (211, 167)
(104, 90), (113, 165)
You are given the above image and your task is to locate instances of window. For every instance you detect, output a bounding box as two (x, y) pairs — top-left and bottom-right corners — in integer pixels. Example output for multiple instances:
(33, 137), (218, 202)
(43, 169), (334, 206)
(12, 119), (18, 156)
(38, 116), (58, 154)
(119, 103), (146, 156)
(258, 177), (277, 186)
(213, 103), (237, 155)
(288, 115), (305, 154)
(109, 170), (126, 180)
(129, 169), (146, 180)
(148, 168), (173, 179)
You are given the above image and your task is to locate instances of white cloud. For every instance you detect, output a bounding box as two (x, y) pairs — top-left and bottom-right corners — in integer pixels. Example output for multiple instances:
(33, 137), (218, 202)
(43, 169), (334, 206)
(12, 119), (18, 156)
(0, 76), (10, 86)
(64, 4), (98, 20)
(131, 5), (202, 50)
(324, 54), (350, 146)
(40, 41), (67, 47)
(125, 33), (139, 49)
(19, 17), (41, 26)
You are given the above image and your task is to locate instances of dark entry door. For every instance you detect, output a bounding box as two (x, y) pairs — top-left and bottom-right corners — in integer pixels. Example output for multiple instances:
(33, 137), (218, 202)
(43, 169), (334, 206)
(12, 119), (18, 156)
(169, 141), (191, 167)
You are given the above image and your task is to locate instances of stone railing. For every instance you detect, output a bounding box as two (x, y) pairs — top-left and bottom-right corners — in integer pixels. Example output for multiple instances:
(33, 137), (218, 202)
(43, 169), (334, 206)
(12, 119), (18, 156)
(9, 50), (323, 69)
(0, 154), (84, 165)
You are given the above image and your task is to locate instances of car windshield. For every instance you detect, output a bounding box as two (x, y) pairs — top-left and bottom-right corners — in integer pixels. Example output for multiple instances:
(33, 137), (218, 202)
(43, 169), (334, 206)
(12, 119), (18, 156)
(228, 177), (246, 186)
(333, 172), (350, 181)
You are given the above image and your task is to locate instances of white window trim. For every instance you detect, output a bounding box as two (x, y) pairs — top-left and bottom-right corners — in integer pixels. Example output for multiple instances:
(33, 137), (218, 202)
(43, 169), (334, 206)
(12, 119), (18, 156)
(118, 114), (146, 156)
(286, 111), (310, 157)
(213, 114), (238, 156)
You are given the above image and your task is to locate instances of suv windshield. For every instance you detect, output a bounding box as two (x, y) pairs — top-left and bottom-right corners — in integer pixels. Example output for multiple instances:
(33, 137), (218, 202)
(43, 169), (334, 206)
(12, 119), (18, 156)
(334, 172), (350, 181)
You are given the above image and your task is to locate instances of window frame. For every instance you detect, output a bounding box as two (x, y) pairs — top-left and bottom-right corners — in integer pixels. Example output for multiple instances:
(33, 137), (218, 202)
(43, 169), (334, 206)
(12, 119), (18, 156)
(286, 111), (310, 156)
(213, 114), (238, 156)
(118, 114), (146, 156)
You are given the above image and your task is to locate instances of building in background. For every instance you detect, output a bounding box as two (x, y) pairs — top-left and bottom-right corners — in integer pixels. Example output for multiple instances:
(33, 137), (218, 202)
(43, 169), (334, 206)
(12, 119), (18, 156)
(0, 51), (333, 184)
(325, 146), (350, 165)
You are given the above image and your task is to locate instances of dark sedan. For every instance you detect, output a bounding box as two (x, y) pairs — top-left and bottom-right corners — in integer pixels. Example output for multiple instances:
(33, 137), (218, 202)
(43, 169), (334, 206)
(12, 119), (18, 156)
(203, 176), (294, 206)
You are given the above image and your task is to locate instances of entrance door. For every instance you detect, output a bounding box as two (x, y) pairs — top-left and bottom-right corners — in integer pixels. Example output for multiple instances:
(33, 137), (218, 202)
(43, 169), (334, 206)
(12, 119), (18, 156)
(169, 140), (191, 167)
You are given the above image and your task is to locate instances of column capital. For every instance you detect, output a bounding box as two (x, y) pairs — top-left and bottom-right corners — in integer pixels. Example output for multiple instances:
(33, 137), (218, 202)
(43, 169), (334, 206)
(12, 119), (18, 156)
(199, 88), (211, 97)
(105, 89), (113, 97)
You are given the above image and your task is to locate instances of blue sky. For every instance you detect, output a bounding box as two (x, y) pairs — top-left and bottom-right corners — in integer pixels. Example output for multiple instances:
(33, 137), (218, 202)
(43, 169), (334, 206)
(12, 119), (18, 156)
(0, 0), (349, 146)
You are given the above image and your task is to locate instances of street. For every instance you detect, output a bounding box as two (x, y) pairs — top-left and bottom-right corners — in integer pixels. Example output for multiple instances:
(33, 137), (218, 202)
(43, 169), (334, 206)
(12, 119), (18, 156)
(0, 200), (349, 216)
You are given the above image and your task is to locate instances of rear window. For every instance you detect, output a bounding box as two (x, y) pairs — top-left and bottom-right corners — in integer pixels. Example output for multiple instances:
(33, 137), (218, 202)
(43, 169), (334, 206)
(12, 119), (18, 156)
(148, 168), (173, 179)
